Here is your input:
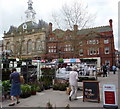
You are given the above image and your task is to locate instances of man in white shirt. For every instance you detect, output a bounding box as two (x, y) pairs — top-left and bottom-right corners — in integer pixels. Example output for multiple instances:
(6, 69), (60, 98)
(69, 66), (79, 101)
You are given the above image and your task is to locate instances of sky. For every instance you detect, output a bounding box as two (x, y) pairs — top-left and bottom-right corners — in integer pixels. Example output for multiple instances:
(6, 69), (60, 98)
(0, 0), (119, 49)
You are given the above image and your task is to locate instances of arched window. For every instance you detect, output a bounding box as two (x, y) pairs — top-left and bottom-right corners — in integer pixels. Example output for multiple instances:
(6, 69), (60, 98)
(36, 39), (41, 51)
(22, 41), (26, 54)
(15, 41), (20, 54)
(35, 39), (44, 51)
(6, 42), (11, 50)
(27, 40), (32, 53)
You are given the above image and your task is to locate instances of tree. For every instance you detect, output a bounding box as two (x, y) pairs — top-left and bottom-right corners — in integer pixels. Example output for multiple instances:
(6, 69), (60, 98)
(51, 1), (97, 58)
(52, 0), (96, 30)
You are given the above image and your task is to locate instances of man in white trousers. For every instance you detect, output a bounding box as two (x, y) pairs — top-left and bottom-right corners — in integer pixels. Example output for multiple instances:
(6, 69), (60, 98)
(69, 66), (79, 101)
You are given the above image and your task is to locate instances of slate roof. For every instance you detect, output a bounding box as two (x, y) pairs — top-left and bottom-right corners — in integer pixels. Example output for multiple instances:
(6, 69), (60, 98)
(17, 21), (38, 32)
(77, 26), (112, 35)
(5, 20), (49, 36)
(52, 25), (112, 38)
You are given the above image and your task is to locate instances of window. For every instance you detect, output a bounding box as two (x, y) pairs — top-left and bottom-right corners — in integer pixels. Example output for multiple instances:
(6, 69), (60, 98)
(87, 40), (99, 44)
(50, 37), (54, 41)
(36, 39), (41, 51)
(96, 40), (99, 44)
(93, 40), (96, 44)
(97, 48), (99, 54)
(104, 39), (109, 44)
(36, 39), (44, 51)
(87, 50), (89, 55)
(22, 41), (26, 54)
(48, 49), (51, 53)
(27, 40), (32, 53)
(89, 48), (93, 55)
(79, 49), (83, 56)
(15, 41), (20, 54)
(64, 44), (72, 52)
(54, 49), (56, 53)
(104, 47), (109, 54)
(79, 41), (83, 46)
(89, 40), (92, 44)
(6, 42), (11, 50)
(48, 46), (56, 53)
(88, 47), (99, 55)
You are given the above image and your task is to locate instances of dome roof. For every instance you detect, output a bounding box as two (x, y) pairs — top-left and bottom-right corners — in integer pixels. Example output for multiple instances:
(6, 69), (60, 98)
(17, 21), (38, 32)
(5, 20), (49, 35)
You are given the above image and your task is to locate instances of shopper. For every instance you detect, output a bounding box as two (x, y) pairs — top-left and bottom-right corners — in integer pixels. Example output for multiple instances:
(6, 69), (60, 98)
(102, 64), (107, 77)
(68, 66), (79, 101)
(9, 68), (21, 106)
(112, 65), (117, 74)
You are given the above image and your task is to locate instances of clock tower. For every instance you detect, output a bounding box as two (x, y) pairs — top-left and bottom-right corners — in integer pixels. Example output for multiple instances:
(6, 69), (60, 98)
(25, 0), (36, 22)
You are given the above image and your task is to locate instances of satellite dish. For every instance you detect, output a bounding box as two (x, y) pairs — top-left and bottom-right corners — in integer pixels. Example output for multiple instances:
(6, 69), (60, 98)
(23, 23), (27, 30)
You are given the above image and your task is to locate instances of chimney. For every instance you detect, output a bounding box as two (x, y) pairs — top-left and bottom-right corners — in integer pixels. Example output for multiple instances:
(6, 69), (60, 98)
(109, 19), (113, 29)
(49, 22), (52, 33)
(73, 25), (78, 33)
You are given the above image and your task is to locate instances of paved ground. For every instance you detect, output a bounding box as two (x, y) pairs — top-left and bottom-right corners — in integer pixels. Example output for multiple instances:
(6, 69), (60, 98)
(2, 71), (119, 108)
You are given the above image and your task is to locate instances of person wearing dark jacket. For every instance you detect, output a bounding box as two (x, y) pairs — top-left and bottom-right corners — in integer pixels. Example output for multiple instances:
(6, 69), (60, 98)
(9, 68), (21, 106)
(102, 64), (107, 77)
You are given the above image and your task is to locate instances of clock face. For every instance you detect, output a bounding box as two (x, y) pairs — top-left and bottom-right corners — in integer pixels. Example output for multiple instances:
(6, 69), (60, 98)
(23, 23), (27, 29)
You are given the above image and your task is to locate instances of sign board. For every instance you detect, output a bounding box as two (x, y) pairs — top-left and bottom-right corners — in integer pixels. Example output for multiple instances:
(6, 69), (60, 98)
(83, 81), (100, 103)
(103, 84), (118, 108)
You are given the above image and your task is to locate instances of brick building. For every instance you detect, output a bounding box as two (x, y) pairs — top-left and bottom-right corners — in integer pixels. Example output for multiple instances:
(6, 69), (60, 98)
(47, 19), (115, 67)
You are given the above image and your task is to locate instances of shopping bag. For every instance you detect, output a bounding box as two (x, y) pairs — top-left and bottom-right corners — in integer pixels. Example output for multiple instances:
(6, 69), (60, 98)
(20, 76), (25, 84)
(66, 87), (71, 95)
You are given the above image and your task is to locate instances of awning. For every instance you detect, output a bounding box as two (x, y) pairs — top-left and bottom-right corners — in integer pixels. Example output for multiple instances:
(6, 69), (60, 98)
(63, 59), (80, 63)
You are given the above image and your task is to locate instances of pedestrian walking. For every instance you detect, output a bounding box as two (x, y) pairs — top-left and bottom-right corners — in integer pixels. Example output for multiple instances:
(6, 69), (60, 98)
(106, 63), (110, 75)
(9, 68), (21, 106)
(102, 64), (107, 77)
(112, 65), (116, 74)
(68, 66), (79, 101)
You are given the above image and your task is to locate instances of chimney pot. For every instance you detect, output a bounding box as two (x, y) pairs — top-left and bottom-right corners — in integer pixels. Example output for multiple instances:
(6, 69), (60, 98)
(109, 19), (113, 29)
(74, 25), (78, 32)
(49, 22), (52, 33)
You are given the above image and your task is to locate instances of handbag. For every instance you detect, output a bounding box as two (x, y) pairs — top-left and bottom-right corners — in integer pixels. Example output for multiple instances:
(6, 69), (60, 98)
(66, 87), (71, 95)
(19, 76), (25, 84)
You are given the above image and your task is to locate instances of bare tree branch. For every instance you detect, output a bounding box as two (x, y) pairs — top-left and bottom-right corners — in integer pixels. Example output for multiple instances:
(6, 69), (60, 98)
(51, 0), (96, 30)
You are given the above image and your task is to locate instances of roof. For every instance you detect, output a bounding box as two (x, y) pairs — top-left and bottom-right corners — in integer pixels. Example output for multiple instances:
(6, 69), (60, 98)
(5, 20), (49, 36)
(53, 29), (65, 38)
(17, 21), (38, 32)
(77, 26), (112, 35)
(52, 25), (112, 39)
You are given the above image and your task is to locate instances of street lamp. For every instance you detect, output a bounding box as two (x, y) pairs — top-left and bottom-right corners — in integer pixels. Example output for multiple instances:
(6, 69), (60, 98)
(2, 50), (13, 69)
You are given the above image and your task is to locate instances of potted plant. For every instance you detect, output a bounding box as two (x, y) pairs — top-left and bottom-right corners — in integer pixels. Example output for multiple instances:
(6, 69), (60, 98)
(52, 84), (59, 90)
(31, 84), (37, 95)
(58, 58), (64, 63)
(20, 84), (31, 98)
(59, 83), (68, 91)
(2, 80), (11, 99)
(43, 80), (51, 90)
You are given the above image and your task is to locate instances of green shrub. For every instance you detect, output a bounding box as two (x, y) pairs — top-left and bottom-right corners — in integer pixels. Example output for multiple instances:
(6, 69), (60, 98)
(53, 82), (68, 91)
(58, 58), (64, 63)
(21, 84), (31, 95)
(2, 80), (11, 94)
(30, 84), (37, 92)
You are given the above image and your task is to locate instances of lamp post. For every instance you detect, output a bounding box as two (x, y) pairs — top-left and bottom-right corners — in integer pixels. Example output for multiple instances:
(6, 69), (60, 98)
(58, 49), (61, 59)
(2, 50), (13, 69)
